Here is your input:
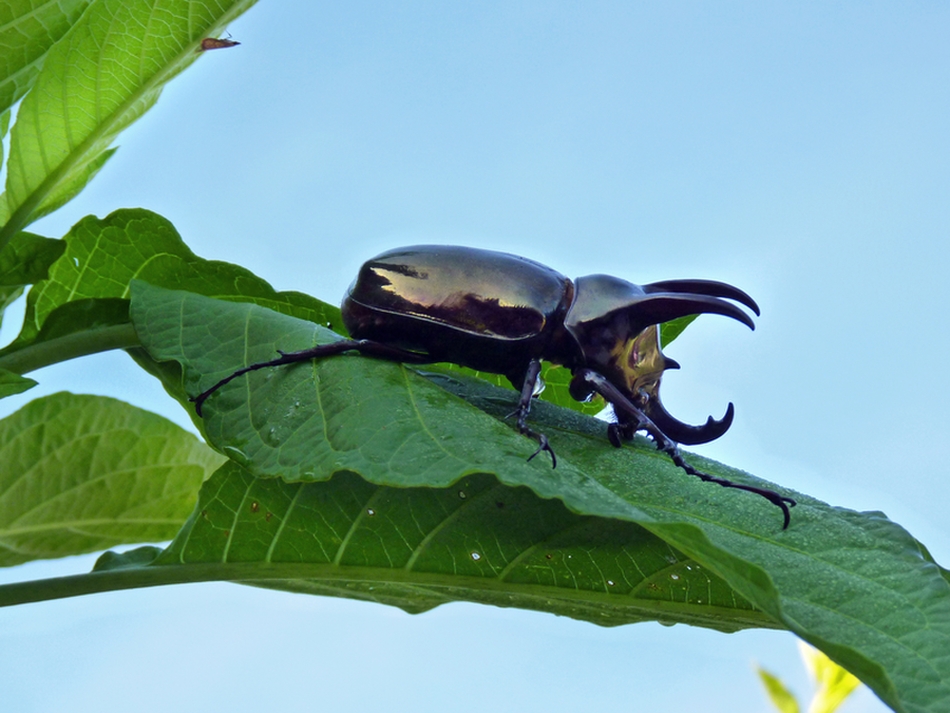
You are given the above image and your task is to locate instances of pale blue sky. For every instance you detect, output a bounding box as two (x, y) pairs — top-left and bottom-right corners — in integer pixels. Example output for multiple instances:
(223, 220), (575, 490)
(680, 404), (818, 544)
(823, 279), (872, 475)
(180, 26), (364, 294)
(3, 2), (948, 711)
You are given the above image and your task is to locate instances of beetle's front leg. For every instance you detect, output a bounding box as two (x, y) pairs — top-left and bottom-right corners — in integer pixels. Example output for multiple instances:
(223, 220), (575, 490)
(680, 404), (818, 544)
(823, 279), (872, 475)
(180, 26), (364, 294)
(506, 358), (556, 468)
(570, 368), (796, 529)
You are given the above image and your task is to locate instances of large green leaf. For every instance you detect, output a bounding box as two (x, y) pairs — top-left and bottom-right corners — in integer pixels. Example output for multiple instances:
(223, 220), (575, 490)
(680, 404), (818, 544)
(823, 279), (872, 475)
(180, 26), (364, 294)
(0, 0), (258, 243)
(0, 0), (92, 117)
(126, 282), (950, 713)
(0, 392), (224, 566)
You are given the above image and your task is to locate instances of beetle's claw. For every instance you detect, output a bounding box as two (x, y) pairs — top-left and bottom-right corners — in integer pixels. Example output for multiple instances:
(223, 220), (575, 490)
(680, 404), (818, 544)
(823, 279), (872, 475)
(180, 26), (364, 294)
(525, 432), (557, 468)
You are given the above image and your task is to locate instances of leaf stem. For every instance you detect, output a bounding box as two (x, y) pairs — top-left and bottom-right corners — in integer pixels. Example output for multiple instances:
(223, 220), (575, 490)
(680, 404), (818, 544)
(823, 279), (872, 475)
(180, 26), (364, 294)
(0, 323), (139, 374)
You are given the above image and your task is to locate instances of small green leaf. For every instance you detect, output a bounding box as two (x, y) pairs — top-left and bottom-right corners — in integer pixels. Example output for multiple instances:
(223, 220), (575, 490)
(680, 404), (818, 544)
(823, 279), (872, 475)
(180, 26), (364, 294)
(0, 368), (36, 397)
(0, 230), (64, 330)
(659, 314), (697, 346)
(424, 362), (606, 417)
(93, 545), (163, 571)
(0, 0), (258, 244)
(0, 392), (225, 566)
(758, 667), (801, 713)
(800, 641), (862, 713)
(0, 231), (65, 286)
(426, 315), (699, 418)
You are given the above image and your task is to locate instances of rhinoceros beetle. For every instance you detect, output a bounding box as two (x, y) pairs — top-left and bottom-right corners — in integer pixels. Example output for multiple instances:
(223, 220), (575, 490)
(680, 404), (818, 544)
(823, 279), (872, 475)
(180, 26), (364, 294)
(193, 245), (795, 528)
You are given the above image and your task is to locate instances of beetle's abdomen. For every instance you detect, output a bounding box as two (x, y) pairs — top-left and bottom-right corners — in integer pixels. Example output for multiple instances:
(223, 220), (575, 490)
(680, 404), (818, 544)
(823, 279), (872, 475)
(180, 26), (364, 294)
(342, 245), (573, 376)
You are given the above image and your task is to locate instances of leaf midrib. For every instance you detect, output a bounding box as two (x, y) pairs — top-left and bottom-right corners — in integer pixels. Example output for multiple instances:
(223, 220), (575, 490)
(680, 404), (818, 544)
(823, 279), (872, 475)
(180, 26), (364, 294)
(0, 559), (785, 627)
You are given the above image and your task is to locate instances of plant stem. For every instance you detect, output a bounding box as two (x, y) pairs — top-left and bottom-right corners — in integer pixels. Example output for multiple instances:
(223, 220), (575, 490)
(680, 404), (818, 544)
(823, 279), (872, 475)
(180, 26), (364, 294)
(0, 324), (140, 375)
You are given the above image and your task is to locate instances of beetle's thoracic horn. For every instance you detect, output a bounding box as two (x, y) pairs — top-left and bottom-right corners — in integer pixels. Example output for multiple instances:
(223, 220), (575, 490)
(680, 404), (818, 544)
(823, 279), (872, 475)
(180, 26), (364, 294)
(565, 275), (758, 337)
(625, 293), (757, 331)
(643, 279), (760, 317)
(647, 395), (735, 445)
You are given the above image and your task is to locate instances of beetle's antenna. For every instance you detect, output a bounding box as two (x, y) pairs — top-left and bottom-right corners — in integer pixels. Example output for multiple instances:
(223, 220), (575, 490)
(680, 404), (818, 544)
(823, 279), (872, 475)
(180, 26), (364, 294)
(573, 368), (795, 529)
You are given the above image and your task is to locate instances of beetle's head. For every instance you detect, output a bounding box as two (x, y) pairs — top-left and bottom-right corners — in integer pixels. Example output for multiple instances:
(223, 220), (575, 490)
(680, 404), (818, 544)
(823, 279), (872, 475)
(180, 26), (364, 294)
(563, 274), (759, 445)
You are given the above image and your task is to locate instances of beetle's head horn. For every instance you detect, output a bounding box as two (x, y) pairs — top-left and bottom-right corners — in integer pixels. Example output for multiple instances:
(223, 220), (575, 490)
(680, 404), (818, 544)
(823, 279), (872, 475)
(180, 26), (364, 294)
(644, 392), (735, 445)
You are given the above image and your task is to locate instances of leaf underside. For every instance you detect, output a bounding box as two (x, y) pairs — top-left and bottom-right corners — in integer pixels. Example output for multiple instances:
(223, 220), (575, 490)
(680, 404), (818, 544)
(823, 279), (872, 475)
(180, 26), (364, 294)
(141, 461), (768, 631)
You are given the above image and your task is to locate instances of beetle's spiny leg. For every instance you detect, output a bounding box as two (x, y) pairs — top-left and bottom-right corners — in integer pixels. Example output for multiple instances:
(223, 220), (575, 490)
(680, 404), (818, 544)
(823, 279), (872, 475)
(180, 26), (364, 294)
(192, 338), (433, 416)
(572, 368), (795, 529)
(644, 429), (795, 530)
(504, 358), (556, 468)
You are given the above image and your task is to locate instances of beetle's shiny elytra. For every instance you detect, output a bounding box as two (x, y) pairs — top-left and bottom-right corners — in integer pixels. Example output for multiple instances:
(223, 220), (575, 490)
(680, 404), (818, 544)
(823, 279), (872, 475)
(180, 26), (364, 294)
(193, 245), (795, 529)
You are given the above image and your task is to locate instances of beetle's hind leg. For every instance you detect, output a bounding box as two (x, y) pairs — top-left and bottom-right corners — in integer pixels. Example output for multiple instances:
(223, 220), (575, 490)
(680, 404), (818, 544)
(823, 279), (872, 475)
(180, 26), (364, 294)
(504, 358), (557, 468)
(571, 368), (796, 529)
(191, 338), (433, 416)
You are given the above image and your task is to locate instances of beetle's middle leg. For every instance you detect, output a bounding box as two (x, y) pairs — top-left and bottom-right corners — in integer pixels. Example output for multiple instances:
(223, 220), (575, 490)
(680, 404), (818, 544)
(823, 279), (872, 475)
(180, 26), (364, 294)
(505, 358), (556, 468)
